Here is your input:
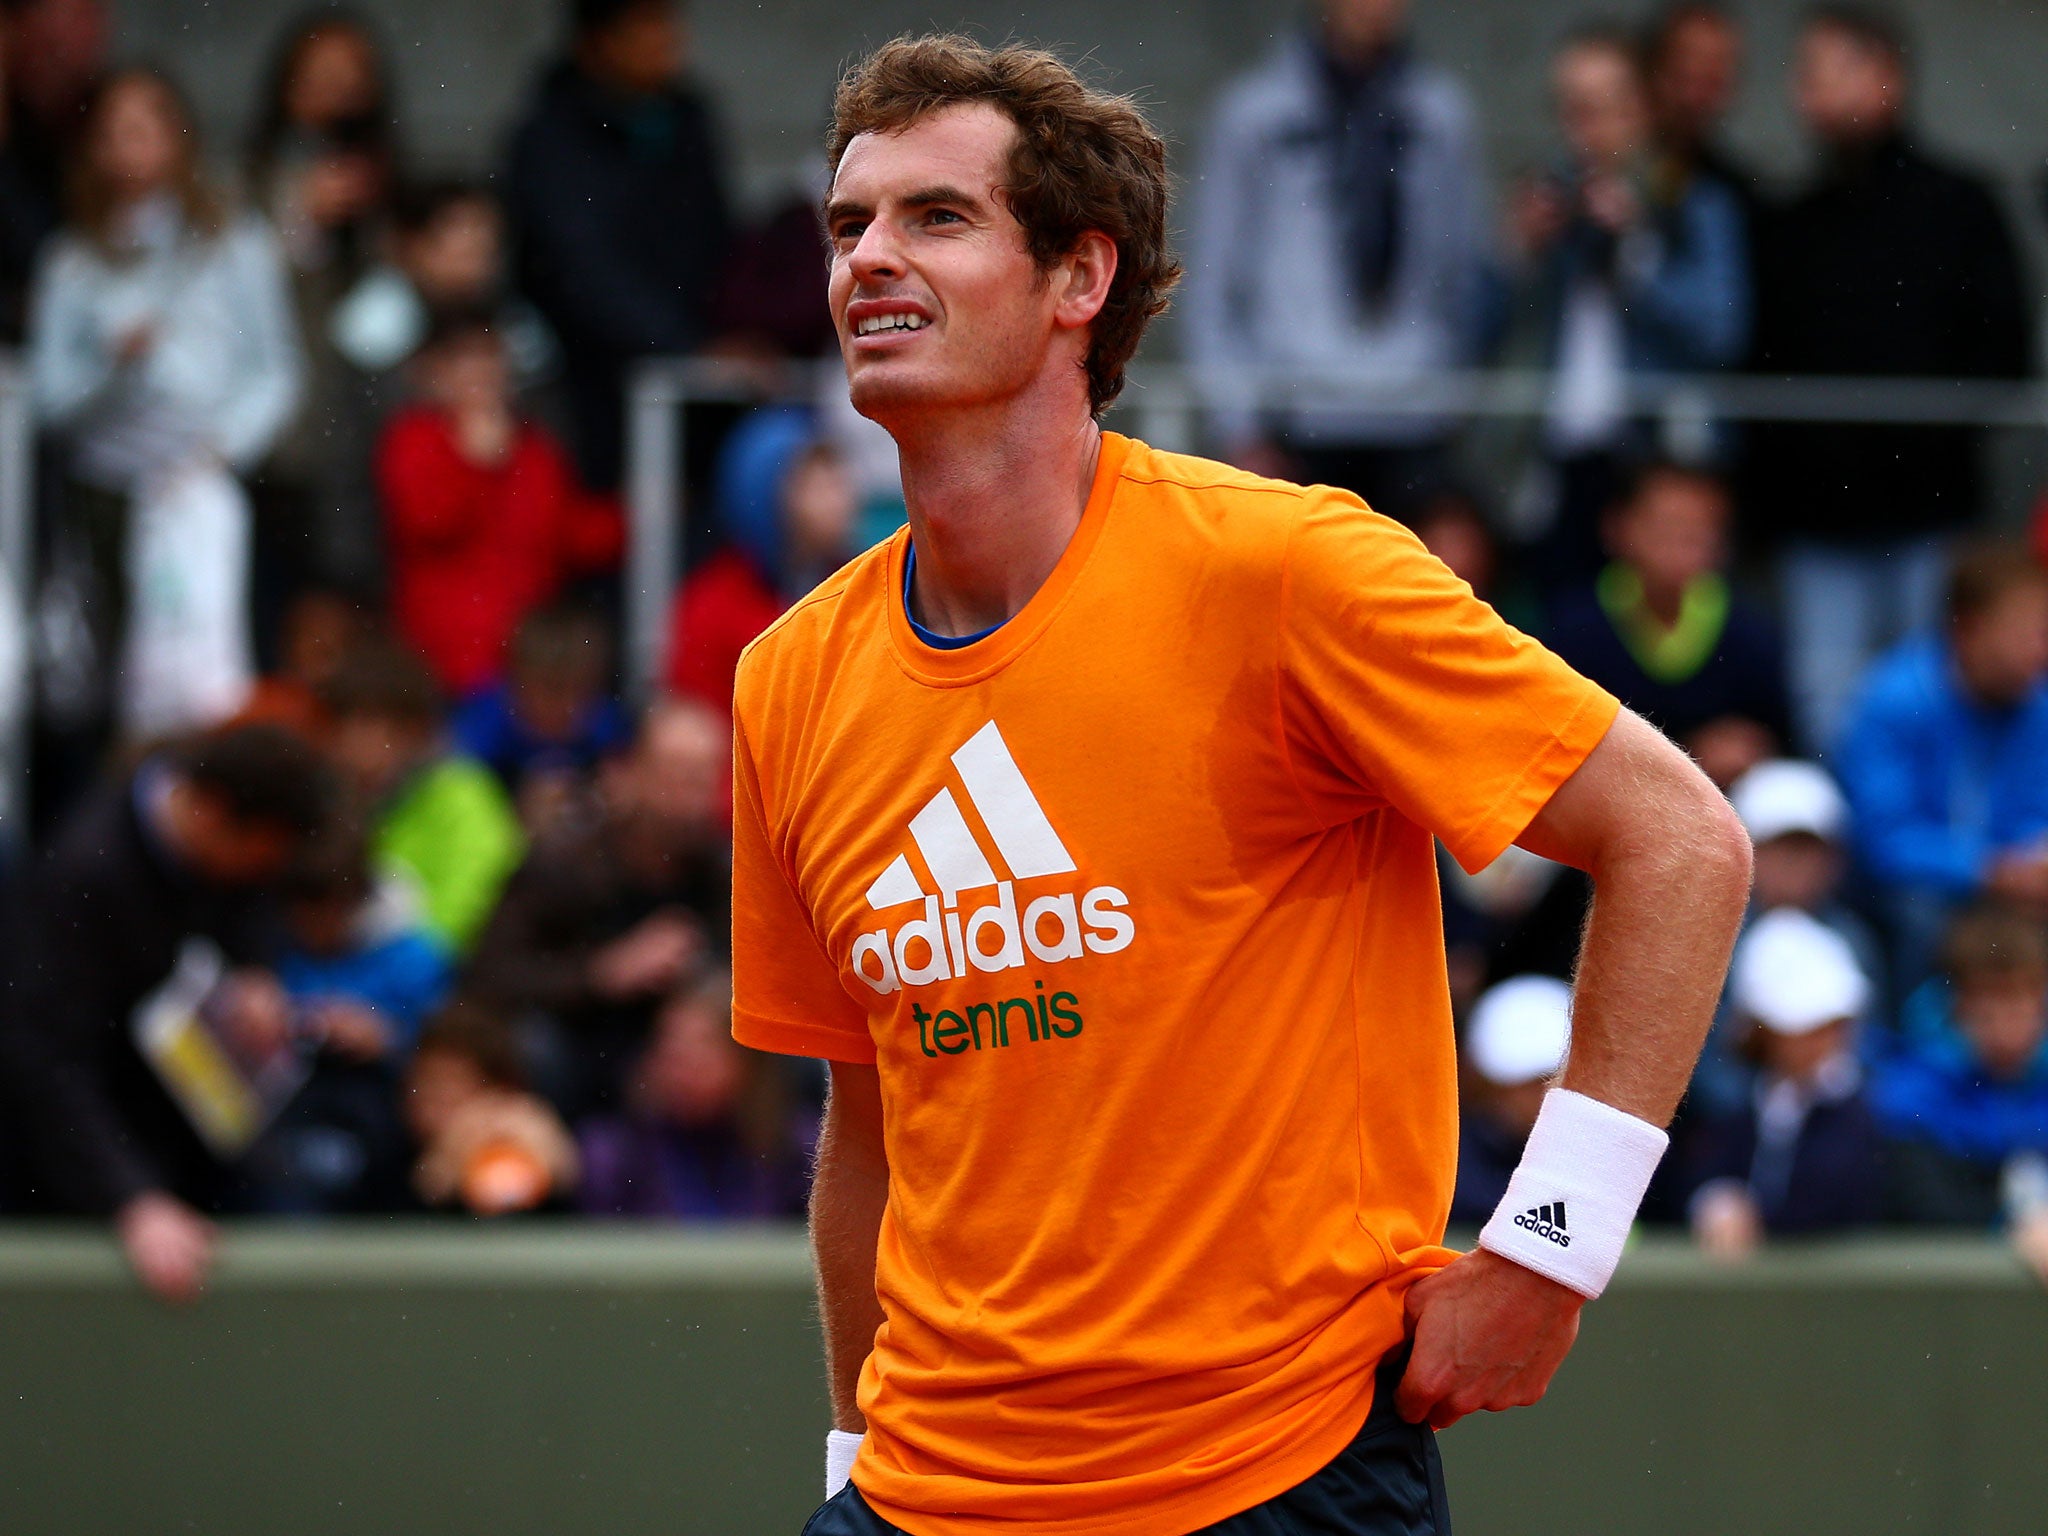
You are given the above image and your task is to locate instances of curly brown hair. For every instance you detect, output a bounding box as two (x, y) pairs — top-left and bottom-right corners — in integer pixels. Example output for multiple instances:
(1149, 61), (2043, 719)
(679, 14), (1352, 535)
(828, 35), (1180, 415)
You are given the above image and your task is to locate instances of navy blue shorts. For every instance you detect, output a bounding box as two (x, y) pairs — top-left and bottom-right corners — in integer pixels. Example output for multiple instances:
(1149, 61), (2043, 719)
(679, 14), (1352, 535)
(799, 1346), (1450, 1536)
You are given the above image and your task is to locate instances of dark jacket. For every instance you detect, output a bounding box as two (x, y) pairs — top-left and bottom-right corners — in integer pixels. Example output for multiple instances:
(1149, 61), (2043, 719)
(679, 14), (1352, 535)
(1678, 1071), (1887, 1234)
(1750, 135), (2030, 542)
(0, 774), (276, 1213)
(1547, 576), (1791, 749)
(506, 62), (732, 491)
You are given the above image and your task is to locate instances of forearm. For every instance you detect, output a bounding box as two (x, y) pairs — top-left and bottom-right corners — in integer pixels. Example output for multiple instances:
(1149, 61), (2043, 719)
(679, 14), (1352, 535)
(1559, 782), (1751, 1125)
(811, 1071), (889, 1432)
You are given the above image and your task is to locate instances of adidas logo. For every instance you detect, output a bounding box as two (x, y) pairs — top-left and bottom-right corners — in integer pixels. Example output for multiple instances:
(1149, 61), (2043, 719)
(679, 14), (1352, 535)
(849, 721), (1134, 996)
(1514, 1202), (1572, 1248)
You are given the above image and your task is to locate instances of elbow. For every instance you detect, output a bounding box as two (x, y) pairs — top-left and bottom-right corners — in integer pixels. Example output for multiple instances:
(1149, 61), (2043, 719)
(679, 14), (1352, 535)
(1686, 783), (1755, 912)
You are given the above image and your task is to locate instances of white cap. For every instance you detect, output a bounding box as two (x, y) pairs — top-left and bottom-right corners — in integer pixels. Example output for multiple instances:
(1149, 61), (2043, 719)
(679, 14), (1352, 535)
(1467, 975), (1573, 1086)
(1730, 760), (1847, 846)
(1731, 909), (1869, 1035)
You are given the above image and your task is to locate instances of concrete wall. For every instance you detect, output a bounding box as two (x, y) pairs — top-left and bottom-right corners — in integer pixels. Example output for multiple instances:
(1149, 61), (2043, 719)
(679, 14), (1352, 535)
(3, 1223), (2046, 1536)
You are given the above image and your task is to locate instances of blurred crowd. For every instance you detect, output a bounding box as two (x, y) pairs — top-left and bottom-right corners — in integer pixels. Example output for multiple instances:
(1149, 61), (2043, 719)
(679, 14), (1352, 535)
(0, 0), (2046, 1302)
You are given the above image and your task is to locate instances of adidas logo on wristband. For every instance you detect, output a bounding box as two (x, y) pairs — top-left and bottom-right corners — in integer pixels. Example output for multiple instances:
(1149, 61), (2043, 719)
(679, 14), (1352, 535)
(1513, 1202), (1571, 1248)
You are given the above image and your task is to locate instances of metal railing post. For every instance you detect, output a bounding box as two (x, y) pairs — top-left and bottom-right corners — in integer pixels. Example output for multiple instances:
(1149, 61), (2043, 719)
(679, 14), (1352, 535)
(625, 361), (682, 703)
(0, 354), (32, 859)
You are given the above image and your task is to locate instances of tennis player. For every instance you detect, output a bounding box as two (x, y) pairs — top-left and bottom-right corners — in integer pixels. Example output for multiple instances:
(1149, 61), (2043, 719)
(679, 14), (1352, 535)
(731, 35), (1752, 1536)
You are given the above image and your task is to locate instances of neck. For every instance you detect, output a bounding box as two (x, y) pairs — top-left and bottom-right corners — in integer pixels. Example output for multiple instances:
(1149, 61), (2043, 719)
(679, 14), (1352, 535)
(891, 394), (1103, 638)
(1641, 577), (1687, 627)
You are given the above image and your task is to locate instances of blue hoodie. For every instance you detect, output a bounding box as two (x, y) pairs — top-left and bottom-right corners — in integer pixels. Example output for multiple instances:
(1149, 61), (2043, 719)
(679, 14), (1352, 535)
(1868, 981), (2048, 1167)
(1834, 634), (2048, 896)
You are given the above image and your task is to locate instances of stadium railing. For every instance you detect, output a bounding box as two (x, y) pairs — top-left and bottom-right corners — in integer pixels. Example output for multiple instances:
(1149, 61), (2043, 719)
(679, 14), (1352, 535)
(623, 357), (2048, 696)
(0, 353), (31, 856)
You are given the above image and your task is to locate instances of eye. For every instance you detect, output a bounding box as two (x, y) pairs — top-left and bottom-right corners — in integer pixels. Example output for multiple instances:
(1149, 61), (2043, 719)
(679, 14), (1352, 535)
(831, 218), (867, 244)
(926, 208), (964, 226)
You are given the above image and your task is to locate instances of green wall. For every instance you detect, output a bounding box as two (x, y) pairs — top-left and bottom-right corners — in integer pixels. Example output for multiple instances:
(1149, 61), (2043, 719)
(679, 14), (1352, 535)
(0, 1225), (2042, 1536)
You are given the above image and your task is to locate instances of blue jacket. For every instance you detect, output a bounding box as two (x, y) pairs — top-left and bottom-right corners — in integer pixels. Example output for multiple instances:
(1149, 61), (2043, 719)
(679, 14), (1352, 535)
(451, 682), (631, 794)
(1868, 982), (2048, 1166)
(1834, 635), (2048, 895)
(276, 929), (451, 1057)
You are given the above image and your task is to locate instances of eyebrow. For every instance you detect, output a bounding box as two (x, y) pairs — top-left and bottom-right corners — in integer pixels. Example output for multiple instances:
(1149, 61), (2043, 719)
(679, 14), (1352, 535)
(822, 183), (988, 229)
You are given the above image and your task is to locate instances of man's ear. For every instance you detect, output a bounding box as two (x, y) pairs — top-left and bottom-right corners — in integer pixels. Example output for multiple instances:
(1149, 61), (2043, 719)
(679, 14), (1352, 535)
(1053, 230), (1118, 331)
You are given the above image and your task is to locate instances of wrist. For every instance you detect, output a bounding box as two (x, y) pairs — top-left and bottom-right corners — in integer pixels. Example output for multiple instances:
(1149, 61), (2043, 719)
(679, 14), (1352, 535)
(825, 1428), (865, 1498)
(1478, 1087), (1668, 1299)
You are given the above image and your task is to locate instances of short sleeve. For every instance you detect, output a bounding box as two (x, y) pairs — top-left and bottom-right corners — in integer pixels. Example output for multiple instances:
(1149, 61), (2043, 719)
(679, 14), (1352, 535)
(730, 714), (877, 1063)
(1279, 492), (1619, 874)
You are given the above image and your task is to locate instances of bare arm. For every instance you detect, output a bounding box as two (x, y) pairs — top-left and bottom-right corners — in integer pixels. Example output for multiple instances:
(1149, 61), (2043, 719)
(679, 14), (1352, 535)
(1398, 708), (1752, 1427)
(812, 1061), (890, 1432)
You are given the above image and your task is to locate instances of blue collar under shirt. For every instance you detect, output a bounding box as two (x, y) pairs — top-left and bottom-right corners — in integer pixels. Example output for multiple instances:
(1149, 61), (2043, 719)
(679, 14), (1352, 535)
(904, 542), (1008, 650)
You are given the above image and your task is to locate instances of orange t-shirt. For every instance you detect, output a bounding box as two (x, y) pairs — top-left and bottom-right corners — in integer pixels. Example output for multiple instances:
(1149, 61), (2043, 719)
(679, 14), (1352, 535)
(731, 433), (1617, 1536)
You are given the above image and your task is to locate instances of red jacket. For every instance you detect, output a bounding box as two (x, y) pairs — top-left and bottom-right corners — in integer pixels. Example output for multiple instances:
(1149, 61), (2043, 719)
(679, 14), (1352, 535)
(664, 547), (786, 715)
(377, 406), (622, 693)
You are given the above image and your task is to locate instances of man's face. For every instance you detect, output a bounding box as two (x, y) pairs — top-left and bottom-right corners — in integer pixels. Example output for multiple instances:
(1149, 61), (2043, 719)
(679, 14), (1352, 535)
(1653, 12), (1741, 141)
(580, 2), (682, 97)
(1610, 472), (1728, 595)
(825, 103), (1075, 426)
(1955, 975), (2048, 1082)
(1323, 0), (1409, 65)
(182, 792), (297, 885)
(1795, 24), (1902, 145)
(1554, 43), (1649, 167)
(1954, 584), (2048, 709)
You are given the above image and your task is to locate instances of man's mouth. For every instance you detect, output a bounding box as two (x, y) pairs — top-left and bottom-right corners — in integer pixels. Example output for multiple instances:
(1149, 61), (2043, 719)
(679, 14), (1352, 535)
(854, 312), (930, 336)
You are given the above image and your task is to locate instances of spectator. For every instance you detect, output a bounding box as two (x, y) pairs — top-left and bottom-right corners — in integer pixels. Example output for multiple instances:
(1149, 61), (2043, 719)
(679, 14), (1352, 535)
(322, 636), (525, 952)
(466, 697), (728, 1117)
(1184, 0), (1489, 519)
(0, 725), (330, 1300)
(1450, 974), (1571, 1225)
(0, 13), (60, 343)
(28, 66), (302, 737)
(506, 0), (731, 491)
(244, 8), (400, 613)
(1834, 546), (2048, 981)
(664, 407), (857, 716)
(376, 305), (622, 696)
(576, 968), (813, 1219)
(236, 583), (367, 739)
(1548, 459), (1788, 789)
(1751, 6), (2031, 753)
(329, 179), (556, 384)
(451, 604), (630, 834)
(712, 157), (835, 361)
(1872, 903), (2048, 1278)
(1507, 25), (1748, 589)
(1644, 2), (1758, 212)
(403, 1000), (579, 1214)
(241, 814), (449, 1213)
(1682, 909), (1886, 1259)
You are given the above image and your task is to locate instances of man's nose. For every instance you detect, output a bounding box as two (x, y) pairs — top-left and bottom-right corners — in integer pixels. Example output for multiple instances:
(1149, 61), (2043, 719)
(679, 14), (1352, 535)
(847, 218), (904, 283)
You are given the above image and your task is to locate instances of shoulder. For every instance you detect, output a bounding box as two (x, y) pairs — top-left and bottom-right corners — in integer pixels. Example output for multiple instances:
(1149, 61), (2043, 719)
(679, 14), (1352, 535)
(1403, 61), (1476, 140)
(732, 535), (893, 715)
(1209, 42), (1314, 137)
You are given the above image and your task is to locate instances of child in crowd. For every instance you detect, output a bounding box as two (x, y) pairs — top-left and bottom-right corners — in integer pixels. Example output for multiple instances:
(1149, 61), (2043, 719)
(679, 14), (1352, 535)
(1548, 461), (1788, 790)
(1873, 903), (2048, 1279)
(665, 405), (857, 717)
(1682, 910), (1885, 1259)
(236, 585), (367, 739)
(242, 818), (451, 1213)
(322, 637), (524, 952)
(1450, 975), (1571, 1225)
(403, 1000), (578, 1215)
(329, 180), (556, 382)
(450, 604), (629, 838)
(377, 306), (621, 696)
(576, 968), (814, 1220)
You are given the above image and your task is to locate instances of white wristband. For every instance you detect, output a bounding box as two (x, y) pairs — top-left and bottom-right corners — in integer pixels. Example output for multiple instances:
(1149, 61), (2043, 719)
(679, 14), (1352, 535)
(1478, 1088), (1668, 1299)
(825, 1429), (865, 1499)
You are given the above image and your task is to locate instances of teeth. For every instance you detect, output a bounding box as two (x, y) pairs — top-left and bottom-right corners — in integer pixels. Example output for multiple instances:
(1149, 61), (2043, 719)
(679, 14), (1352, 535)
(856, 313), (928, 336)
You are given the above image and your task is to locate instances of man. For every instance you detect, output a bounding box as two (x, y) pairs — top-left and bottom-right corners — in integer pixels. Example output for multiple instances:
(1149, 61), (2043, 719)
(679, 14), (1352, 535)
(505, 0), (730, 490)
(466, 697), (730, 1116)
(1834, 545), (2048, 984)
(1184, 0), (1490, 520)
(732, 37), (1751, 1536)
(0, 724), (330, 1301)
(1749, 5), (2031, 752)
(1644, 2), (1756, 211)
